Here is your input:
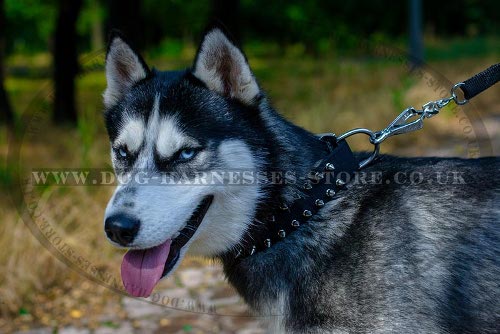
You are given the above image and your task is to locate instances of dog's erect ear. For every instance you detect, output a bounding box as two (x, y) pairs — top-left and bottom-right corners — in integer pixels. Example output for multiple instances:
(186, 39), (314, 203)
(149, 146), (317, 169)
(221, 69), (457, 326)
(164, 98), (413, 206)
(192, 28), (260, 104)
(104, 32), (150, 108)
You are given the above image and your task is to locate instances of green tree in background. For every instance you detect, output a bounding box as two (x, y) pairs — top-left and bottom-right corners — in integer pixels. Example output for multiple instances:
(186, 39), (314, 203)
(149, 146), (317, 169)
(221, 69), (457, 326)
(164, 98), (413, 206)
(0, 0), (13, 125)
(53, 0), (83, 124)
(2, 0), (499, 55)
(4, 0), (56, 54)
(0, 0), (498, 126)
(79, 0), (105, 51)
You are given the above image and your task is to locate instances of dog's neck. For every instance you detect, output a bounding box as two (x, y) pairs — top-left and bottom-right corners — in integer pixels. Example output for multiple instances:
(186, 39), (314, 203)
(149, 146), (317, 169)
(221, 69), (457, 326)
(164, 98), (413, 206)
(216, 98), (362, 316)
(257, 100), (331, 202)
(219, 100), (335, 261)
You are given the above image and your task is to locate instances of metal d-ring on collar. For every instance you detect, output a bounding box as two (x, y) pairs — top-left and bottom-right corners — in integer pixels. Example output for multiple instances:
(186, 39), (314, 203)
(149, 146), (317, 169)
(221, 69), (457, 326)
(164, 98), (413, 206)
(337, 129), (380, 169)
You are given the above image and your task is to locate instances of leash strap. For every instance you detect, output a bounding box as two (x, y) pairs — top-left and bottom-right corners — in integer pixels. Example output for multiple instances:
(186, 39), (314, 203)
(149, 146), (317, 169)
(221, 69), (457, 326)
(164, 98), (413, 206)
(461, 63), (500, 101)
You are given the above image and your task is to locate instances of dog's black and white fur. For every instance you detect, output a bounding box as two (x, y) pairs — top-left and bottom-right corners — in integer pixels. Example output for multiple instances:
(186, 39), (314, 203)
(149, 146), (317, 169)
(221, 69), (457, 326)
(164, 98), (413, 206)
(103, 28), (500, 333)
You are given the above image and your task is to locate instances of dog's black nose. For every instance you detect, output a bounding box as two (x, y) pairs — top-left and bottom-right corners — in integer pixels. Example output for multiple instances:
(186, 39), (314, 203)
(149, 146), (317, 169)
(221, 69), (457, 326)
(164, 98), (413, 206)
(104, 214), (140, 246)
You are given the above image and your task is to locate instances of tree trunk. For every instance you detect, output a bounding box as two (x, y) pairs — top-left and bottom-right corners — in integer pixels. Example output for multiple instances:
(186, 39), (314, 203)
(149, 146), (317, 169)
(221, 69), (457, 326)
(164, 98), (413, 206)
(53, 0), (83, 125)
(211, 0), (240, 45)
(90, 0), (104, 51)
(0, 0), (13, 125)
(409, 0), (424, 68)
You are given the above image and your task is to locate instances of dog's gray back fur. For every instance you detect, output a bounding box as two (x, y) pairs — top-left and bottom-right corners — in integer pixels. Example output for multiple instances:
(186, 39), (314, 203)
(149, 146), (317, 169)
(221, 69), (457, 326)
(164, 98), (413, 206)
(224, 155), (499, 333)
(207, 33), (500, 330)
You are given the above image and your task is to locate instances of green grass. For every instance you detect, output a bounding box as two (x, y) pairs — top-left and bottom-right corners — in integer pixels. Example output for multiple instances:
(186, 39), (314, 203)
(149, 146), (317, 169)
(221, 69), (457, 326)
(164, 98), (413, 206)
(426, 36), (500, 61)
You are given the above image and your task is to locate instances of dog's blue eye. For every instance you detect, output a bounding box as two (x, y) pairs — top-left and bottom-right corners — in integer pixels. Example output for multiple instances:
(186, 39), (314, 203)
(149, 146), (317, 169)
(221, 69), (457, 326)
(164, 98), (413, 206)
(117, 147), (128, 158)
(179, 148), (196, 160)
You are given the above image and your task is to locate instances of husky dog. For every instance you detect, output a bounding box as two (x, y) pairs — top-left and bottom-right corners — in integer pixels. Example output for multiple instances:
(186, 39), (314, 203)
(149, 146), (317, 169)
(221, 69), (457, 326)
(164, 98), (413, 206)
(103, 28), (499, 333)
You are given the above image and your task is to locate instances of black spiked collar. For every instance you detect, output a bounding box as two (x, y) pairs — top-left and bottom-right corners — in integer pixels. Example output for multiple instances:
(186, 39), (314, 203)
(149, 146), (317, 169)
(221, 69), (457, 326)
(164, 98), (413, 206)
(231, 134), (359, 260)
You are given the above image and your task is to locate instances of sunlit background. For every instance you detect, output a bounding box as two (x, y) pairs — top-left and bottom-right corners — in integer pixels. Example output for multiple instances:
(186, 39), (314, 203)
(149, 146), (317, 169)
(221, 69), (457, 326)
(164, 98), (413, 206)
(0, 0), (498, 333)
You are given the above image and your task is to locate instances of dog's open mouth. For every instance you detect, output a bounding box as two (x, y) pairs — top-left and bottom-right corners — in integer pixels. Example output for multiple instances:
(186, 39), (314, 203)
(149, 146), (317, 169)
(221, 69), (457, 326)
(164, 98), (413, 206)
(120, 195), (213, 297)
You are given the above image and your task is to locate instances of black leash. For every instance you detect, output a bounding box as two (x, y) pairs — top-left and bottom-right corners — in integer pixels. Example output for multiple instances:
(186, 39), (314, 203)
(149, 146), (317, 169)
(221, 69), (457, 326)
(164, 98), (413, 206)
(461, 63), (500, 101)
(231, 63), (499, 260)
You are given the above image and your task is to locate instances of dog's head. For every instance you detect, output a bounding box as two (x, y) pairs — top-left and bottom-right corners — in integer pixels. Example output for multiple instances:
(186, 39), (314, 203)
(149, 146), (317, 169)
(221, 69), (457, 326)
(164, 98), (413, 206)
(103, 29), (267, 297)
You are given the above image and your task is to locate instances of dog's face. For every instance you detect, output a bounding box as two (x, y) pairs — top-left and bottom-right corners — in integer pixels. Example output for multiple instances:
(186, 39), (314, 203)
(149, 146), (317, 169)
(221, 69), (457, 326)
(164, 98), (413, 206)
(103, 29), (265, 297)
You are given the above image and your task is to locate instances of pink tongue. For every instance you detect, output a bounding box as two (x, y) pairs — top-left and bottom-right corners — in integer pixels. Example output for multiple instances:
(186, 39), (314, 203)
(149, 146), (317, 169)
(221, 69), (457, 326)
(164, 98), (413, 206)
(121, 239), (171, 297)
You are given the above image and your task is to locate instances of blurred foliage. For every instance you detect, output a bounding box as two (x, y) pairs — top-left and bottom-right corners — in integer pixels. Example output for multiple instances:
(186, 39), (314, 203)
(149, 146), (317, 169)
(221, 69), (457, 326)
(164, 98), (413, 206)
(3, 0), (499, 55)
(4, 0), (56, 54)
